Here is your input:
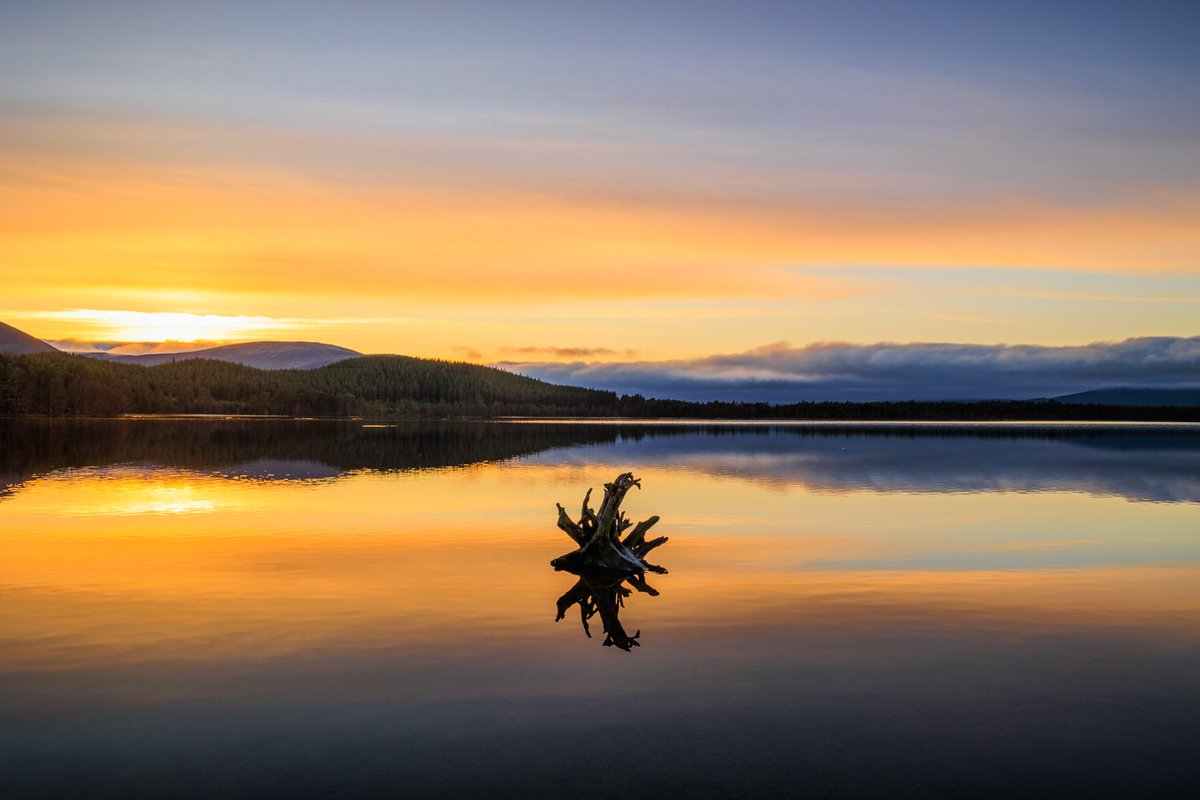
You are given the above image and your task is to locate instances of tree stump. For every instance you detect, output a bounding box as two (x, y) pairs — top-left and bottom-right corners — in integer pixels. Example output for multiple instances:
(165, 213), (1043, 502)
(550, 472), (667, 576)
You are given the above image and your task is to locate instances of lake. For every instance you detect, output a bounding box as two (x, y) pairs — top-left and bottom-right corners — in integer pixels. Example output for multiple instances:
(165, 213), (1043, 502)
(2, 418), (1198, 798)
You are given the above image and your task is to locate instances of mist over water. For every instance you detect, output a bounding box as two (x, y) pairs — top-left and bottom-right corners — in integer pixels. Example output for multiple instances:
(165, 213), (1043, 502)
(2, 419), (1198, 798)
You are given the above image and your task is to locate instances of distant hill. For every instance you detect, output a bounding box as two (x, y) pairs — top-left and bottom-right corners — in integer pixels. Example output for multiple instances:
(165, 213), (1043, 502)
(1053, 387), (1200, 407)
(86, 341), (362, 370)
(0, 321), (57, 354)
(2, 320), (1199, 420)
(0, 351), (617, 417)
(2, 349), (1198, 421)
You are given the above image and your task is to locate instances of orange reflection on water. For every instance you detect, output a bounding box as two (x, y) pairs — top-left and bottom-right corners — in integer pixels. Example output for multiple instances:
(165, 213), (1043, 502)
(1, 462), (1198, 674)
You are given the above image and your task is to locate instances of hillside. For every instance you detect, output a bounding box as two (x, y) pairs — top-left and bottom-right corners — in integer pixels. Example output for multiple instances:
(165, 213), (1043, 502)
(2, 349), (1198, 420)
(86, 340), (362, 369)
(0, 321), (57, 354)
(0, 351), (617, 417)
(1053, 387), (1200, 407)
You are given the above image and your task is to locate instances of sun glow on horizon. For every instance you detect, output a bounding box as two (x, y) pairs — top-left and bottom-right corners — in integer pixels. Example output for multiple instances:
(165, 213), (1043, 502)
(13, 309), (303, 344)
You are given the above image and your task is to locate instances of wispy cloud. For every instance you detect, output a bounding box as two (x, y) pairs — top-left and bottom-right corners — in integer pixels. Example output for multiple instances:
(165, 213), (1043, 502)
(927, 313), (1008, 325)
(450, 344), (639, 363)
(990, 289), (1200, 304)
(499, 345), (639, 359)
(6, 309), (419, 344)
(498, 336), (1200, 402)
(48, 338), (225, 355)
(451, 345), (484, 361)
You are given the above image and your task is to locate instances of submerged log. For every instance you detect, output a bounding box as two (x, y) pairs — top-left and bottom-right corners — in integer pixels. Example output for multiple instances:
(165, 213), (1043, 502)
(550, 472), (667, 576)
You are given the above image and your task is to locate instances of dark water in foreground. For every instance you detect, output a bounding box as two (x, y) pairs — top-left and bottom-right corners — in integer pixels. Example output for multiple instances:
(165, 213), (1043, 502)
(2, 419), (1198, 798)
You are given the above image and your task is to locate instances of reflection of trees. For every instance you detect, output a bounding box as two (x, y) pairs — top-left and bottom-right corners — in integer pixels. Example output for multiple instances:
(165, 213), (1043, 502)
(554, 572), (662, 652)
(0, 419), (626, 494)
(9, 418), (1194, 505)
(0, 419), (644, 503)
(13, 418), (1186, 482)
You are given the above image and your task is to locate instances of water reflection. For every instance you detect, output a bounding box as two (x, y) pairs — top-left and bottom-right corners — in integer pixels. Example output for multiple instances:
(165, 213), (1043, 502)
(2, 419), (1199, 798)
(555, 572), (664, 651)
(2, 418), (1197, 504)
(0, 417), (618, 493)
(531, 424), (1200, 503)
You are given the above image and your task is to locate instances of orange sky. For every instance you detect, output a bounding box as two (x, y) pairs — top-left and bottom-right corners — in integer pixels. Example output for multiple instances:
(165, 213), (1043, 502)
(3, 150), (1198, 358)
(2, 4), (1198, 360)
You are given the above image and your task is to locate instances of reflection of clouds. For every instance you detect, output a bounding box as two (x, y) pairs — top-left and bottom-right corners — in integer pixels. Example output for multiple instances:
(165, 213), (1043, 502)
(531, 430), (1200, 503)
(3, 427), (1197, 506)
(807, 542), (1200, 572)
(211, 459), (343, 481)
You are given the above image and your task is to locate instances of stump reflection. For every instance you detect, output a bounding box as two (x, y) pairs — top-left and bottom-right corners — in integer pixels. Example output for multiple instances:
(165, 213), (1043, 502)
(550, 473), (669, 651)
(554, 571), (662, 651)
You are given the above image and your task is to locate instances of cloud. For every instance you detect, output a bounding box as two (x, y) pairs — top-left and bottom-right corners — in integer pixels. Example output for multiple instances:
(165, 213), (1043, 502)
(499, 346), (639, 359)
(497, 336), (1200, 402)
(49, 338), (225, 355)
(451, 345), (639, 363)
(451, 345), (484, 361)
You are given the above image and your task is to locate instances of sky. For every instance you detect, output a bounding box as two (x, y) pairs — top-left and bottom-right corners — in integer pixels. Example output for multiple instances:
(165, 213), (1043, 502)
(1, 1), (1198, 399)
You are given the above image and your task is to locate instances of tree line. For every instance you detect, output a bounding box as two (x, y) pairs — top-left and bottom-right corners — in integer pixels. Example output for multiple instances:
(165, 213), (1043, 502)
(1, 351), (1197, 421)
(0, 352), (616, 417)
(0, 417), (625, 480)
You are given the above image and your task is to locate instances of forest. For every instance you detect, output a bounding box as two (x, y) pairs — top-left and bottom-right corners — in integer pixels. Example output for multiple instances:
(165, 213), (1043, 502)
(1, 351), (1197, 421)
(0, 352), (615, 417)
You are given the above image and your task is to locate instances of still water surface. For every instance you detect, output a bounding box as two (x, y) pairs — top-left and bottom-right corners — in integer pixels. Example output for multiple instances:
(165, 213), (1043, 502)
(2, 419), (1198, 798)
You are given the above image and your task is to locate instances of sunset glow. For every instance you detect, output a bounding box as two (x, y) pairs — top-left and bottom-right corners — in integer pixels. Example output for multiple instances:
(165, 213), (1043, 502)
(2, 2), (1196, 364)
(3, 4), (1198, 793)
(4, 459), (1197, 668)
(16, 309), (304, 344)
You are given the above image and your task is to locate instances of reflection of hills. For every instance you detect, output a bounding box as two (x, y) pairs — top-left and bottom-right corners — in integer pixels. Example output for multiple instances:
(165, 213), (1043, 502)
(533, 425), (1200, 503)
(208, 459), (346, 480)
(0, 419), (624, 498)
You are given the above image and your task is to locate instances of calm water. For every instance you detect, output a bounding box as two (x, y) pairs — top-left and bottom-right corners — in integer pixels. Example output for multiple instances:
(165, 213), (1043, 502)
(2, 419), (1198, 798)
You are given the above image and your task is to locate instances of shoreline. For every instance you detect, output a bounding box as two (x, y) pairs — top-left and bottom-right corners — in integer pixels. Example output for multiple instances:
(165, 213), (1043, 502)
(3, 414), (1200, 430)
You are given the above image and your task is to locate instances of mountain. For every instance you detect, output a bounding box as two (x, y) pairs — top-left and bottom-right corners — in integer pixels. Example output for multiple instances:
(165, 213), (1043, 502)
(0, 321), (57, 354)
(0, 351), (618, 417)
(1052, 387), (1200, 407)
(1, 320), (358, 369)
(3, 349), (1198, 421)
(3, 320), (1199, 419)
(86, 341), (362, 370)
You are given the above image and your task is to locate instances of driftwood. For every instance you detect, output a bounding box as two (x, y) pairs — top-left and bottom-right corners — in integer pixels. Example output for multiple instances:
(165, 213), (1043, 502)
(550, 472), (668, 576)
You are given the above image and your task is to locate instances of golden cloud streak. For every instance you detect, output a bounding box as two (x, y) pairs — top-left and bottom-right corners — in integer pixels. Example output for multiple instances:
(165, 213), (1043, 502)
(4, 157), (1197, 311)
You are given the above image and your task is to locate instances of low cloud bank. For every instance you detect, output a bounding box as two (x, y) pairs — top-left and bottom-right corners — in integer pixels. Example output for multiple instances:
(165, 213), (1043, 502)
(49, 339), (223, 356)
(497, 336), (1200, 402)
